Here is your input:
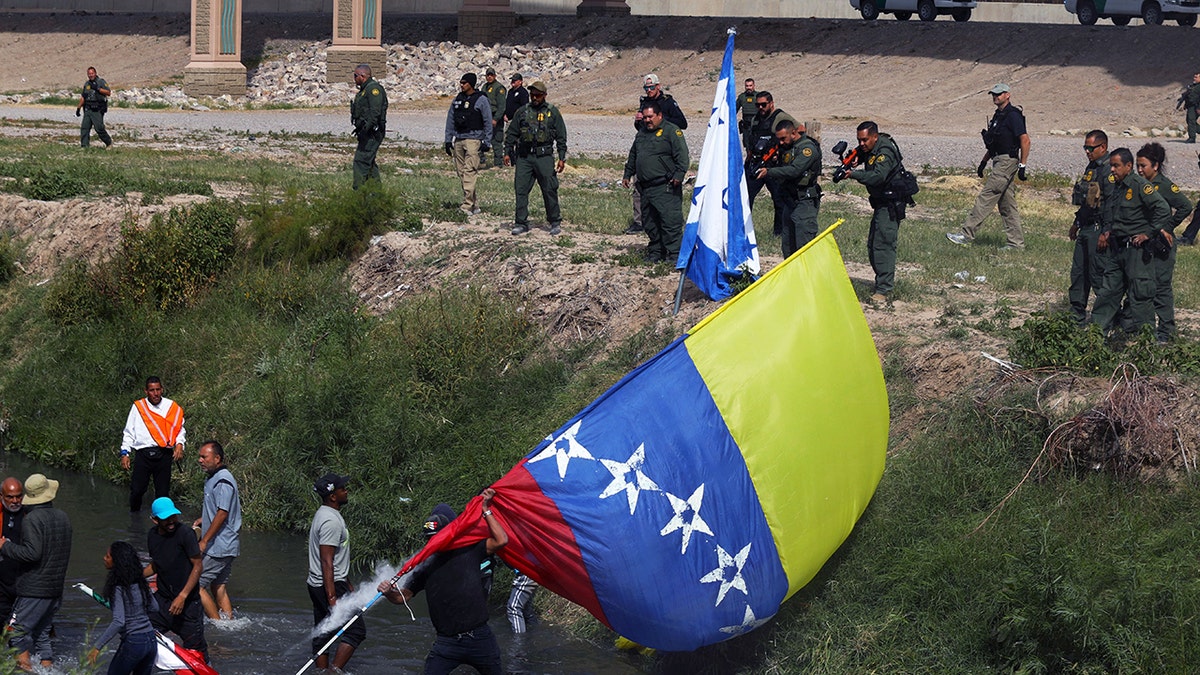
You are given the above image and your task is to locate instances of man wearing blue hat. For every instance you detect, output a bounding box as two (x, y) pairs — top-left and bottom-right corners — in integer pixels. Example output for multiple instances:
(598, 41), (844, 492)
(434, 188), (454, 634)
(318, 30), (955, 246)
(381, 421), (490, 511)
(144, 496), (207, 662)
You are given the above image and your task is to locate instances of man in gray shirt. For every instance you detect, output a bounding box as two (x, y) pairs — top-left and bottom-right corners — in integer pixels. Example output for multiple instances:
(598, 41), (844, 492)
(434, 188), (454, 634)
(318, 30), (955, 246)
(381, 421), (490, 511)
(194, 440), (241, 621)
(307, 473), (362, 671)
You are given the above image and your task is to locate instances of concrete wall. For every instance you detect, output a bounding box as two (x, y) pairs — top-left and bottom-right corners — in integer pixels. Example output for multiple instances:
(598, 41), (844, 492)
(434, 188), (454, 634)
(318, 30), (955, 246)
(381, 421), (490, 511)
(0, 0), (1078, 24)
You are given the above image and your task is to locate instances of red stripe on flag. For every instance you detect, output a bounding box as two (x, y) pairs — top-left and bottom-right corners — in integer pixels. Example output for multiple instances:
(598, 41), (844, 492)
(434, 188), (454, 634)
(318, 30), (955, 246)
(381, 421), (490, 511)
(400, 461), (608, 628)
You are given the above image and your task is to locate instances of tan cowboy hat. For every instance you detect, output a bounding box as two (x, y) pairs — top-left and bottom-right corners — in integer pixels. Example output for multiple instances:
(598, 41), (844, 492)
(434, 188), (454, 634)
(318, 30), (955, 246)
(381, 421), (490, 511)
(24, 474), (59, 505)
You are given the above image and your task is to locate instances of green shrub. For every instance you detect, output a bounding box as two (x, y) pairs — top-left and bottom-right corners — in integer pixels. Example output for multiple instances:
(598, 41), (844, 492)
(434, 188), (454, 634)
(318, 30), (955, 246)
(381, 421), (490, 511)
(246, 183), (398, 264)
(42, 260), (121, 325)
(23, 168), (88, 200)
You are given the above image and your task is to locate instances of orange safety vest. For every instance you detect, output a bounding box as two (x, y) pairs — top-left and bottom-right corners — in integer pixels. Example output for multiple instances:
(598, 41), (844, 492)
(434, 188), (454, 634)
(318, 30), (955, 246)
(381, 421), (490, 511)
(133, 399), (184, 449)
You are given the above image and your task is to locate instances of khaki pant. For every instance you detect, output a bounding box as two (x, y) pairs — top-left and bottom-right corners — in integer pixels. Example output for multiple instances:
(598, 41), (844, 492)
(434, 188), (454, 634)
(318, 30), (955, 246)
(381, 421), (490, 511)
(960, 155), (1023, 248)
(453, 139), (482, 211)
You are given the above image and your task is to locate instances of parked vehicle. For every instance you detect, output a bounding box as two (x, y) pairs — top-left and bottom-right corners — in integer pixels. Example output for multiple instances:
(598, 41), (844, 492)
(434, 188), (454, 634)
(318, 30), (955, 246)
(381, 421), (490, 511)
(1063, 0), (1200, 26)
(850, 0), (977, 21)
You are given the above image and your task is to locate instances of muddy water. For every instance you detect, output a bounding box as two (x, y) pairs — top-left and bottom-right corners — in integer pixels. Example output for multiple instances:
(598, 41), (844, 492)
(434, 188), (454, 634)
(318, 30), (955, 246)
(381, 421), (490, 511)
(0, 452), (645, 674)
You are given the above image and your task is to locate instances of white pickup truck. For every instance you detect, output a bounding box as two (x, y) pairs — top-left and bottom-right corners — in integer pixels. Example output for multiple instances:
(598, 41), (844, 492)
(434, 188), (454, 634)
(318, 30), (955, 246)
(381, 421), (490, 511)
(1064, 0), (1200, 25)
(851, 0), (978, 22)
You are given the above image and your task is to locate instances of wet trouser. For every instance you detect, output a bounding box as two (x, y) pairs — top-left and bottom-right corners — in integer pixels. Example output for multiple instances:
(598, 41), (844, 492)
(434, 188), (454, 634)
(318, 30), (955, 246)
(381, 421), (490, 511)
(130, 447), (172, 512)
(308, 580), (365, 655)
(452, 139), (482, 212)
(513, 154), (561, 227)
(149, 590), (207, 659)
(640, 181), (685, 261)
(506, 573), (538, 634)
(107, 630), (156, 675)
(424, 623), (502, 675)
(1154, 241), (1177, 341)
(81, 108), (111, 147)
(781, 192), (820, 259)
(353, 129), (384, 189)
(1091, 242), (1156, 334)
(867, 204), (900, 295)
(960, 155), (1023, 248)
(8, 596), (60, 662)
(1068, 225), (1105, 324)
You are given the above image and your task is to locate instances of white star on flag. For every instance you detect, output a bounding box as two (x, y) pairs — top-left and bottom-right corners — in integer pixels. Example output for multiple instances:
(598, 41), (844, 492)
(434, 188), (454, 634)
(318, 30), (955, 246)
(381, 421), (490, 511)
(598, 443), (660, 514)
(719, 605), (771, 637)
(699, 542), (752, 606)
(528, 420), (594, 479)
(659, 484), (713, 555)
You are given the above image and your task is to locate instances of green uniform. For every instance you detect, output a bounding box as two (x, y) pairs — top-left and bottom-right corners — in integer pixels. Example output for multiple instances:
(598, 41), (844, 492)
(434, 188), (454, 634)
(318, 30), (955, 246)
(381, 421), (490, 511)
(1148, 172), (1193, 341)
(738, 89), (757, 148)
(624, 121), (690, 262)
(504, 99), (568, 231)
(765, 133), (822, 258)
(851, 133), (903, 296)
(1069, 154), (1114, 323)
(483, 79), (507, 166)
(1183, 82), (1200, 142)
(1090, 171), (1171, 334)
(350, 77), (388, 188)
(80, 77), (111, 148)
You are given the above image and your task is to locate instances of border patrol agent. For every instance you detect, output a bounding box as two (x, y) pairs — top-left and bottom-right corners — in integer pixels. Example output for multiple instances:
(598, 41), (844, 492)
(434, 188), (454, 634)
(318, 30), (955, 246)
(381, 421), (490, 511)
(504, 81), (567, 236)
(1068, 130), (1114, 324)
(947, 82), (1030, 249)
(350, 64), (387, 189)
(623, 99), (689, 263)
(846, 121), (904, 304)
(75, 66), (112, 148)
(1090, 147), (1171, 335)
(482, 67), (507, 168)
(758, 118), (822, 258)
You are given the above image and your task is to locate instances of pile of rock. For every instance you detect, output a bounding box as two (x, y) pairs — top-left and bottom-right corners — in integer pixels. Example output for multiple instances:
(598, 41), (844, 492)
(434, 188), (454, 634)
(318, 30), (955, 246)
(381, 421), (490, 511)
(6, 39), (615, 110)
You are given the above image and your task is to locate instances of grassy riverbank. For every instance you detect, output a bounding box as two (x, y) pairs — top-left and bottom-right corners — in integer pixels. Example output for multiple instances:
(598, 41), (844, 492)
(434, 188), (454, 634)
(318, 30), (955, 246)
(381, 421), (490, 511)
(2, 133), (1200, 671)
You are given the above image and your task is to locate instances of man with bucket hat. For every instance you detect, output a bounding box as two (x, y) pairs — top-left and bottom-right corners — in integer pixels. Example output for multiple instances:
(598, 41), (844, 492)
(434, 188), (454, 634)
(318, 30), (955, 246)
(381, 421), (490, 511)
(0, 473), (72, 671)
(307, 472), (363, 673)
(379, 488), (508, 674)
(145, 496), (207, 662)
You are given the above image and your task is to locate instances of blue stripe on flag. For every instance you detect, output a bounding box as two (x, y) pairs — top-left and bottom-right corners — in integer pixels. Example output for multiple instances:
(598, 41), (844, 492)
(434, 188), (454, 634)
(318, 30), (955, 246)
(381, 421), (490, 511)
(522, 337), (788, 650)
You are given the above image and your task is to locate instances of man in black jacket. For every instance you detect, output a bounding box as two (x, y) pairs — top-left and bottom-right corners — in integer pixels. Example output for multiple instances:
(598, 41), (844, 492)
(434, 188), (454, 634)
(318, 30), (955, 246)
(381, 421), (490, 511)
(0, 473), (72, 671)
(0, 477), (24, 624)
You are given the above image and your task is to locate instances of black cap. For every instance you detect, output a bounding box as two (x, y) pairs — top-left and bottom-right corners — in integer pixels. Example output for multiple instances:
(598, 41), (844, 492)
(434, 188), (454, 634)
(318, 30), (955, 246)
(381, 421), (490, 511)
(511, 72), (523, 82)
(314, 473), (349, 498)
(423, 503), (457, 537)
(461, 72), (477, 87)
(485, 67), (496, 76)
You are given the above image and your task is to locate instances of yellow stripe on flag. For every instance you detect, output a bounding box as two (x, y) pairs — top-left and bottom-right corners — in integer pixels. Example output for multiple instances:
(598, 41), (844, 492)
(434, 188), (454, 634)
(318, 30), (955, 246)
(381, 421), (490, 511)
(685, 222), (888, 597)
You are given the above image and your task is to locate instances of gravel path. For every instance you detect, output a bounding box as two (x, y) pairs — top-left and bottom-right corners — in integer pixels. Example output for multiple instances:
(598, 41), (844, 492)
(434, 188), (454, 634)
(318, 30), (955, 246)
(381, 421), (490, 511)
(4, 104), (1200, 185)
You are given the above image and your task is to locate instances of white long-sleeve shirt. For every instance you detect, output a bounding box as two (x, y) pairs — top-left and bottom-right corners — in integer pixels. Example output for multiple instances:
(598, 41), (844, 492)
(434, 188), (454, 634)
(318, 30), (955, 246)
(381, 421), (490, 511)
(120, 397), (187, 452)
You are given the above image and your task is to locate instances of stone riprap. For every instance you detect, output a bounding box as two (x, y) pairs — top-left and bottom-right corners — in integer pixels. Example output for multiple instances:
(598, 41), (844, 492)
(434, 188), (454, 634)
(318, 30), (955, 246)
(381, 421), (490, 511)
(2, 40), (616, 110)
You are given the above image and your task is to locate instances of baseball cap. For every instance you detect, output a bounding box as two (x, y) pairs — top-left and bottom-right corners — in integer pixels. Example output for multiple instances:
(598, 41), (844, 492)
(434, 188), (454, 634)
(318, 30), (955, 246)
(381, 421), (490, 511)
(151, 496), (182, 520)
(510, 72), (523, 82)
(23, 474), (59, 506)
(643, 73), (660, 86)
(988, 83), (1010, 95)
(529, 81), (547, 94)
(485, 67), (496, 76)
(461, 72), (477, 87)
(314, 473), (349, 498)
(423, 503), (457, 537)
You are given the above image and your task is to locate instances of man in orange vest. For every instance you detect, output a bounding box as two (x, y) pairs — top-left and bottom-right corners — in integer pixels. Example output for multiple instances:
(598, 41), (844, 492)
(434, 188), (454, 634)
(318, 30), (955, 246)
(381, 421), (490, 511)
(121, 376), (186, 513)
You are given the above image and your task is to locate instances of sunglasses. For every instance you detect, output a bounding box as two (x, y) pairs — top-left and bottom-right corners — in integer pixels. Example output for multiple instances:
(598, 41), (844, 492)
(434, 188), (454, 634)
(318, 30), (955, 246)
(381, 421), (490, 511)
(755, 102), (770, 107)
(1083, 144), (1101, 151)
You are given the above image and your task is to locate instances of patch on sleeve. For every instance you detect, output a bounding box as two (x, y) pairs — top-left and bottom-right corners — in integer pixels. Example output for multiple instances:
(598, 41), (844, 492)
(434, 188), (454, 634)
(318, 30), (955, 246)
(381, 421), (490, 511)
(1107, 174), (1115, 183)
(675, 129), (683, 137)
(802, 147), (813, 157)
(372, 89), (379, 96)
(1143, 185), (1155, 195)
(1172, 184), (1181, 193)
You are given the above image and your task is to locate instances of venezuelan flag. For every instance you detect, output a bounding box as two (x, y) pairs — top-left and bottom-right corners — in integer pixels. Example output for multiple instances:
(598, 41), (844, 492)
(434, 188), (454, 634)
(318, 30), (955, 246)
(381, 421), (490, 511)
(405, 222), (888, 651)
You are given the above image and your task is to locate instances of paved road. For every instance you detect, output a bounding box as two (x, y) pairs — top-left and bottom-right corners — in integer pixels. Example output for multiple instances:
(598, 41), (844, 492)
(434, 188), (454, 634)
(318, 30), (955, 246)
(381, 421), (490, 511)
(4, 104), (1199, 185)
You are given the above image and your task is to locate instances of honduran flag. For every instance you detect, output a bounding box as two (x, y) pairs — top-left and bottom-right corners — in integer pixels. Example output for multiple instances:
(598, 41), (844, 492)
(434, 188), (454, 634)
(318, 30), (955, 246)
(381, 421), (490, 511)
(403, 223), (888, 651)
(675, 28), (760, 301)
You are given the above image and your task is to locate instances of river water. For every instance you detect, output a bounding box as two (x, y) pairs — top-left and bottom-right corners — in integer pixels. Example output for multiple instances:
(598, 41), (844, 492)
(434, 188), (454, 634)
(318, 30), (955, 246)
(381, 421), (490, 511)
(0, 452), (645, 675)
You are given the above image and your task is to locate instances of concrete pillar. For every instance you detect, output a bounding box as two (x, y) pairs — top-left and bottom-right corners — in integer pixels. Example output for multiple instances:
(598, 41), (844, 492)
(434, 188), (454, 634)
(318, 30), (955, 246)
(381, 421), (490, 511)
(576, 0), (631, 16)
(184, 0), (246, 97)
(458, 0), (517, 45)
(328, 0), (387, 85)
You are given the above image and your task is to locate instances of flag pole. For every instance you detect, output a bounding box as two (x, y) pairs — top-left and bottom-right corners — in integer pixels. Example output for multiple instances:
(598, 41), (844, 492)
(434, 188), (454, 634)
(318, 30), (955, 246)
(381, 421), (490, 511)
(294, 565), (409, 675)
